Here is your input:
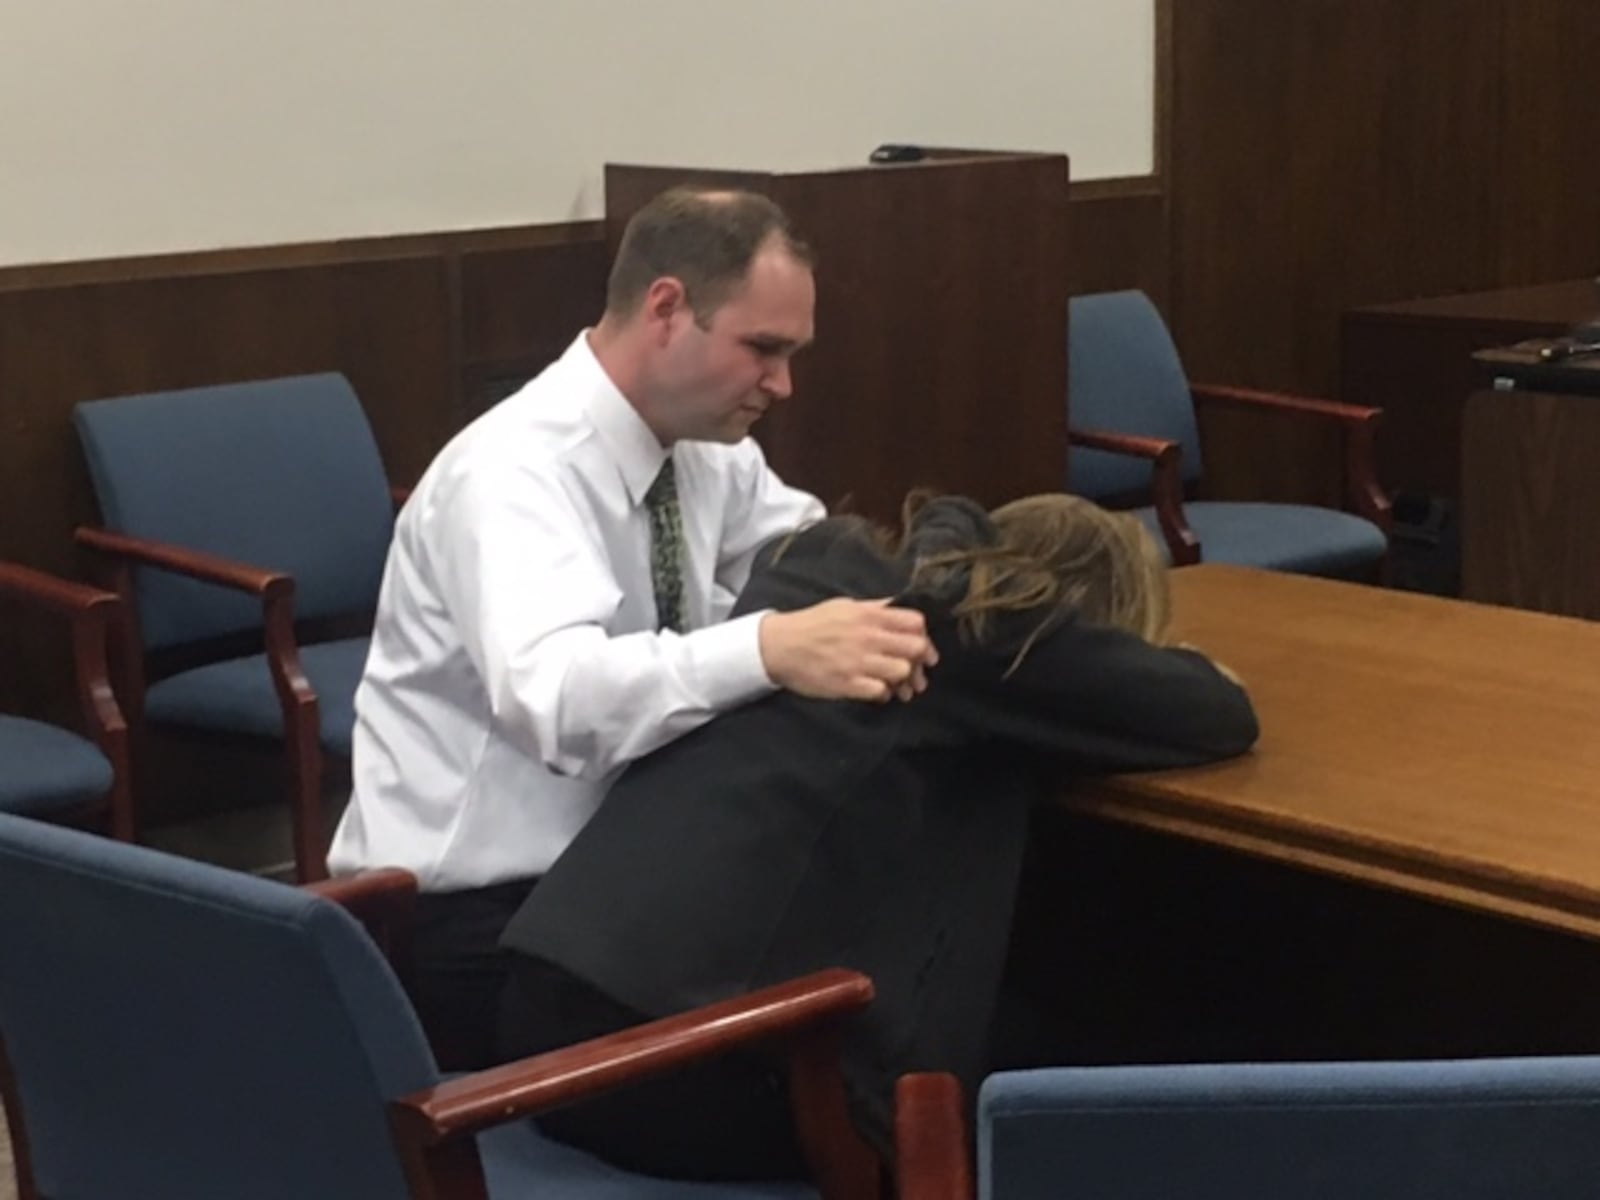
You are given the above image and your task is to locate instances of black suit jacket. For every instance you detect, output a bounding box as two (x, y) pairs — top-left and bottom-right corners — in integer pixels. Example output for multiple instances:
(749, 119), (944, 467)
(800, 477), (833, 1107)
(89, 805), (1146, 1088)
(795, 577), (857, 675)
(501, 498), (1258, 1140)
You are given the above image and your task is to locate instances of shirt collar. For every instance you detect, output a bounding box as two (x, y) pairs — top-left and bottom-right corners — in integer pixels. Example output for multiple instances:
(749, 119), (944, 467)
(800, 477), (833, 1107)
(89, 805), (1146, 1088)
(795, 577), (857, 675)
(564, 330), (670, 506)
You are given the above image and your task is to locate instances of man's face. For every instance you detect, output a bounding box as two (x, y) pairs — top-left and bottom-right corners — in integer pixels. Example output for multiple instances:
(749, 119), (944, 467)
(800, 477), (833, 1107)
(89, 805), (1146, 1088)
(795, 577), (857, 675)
(652, 244), (816, 444)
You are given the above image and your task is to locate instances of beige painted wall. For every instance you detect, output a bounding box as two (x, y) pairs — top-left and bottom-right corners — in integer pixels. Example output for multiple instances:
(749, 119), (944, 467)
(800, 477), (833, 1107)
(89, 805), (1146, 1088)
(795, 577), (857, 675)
(0, 0), (1154, 265)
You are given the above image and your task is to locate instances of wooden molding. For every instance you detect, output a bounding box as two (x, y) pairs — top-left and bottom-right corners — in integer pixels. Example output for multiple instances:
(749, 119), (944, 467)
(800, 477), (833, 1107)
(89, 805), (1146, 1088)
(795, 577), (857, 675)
(0, 220), (603, 293)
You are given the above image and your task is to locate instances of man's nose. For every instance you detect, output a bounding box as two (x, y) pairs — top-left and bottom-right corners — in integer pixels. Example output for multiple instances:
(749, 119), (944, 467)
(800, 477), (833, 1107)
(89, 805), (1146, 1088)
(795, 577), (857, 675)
(763, 358), (794, 399)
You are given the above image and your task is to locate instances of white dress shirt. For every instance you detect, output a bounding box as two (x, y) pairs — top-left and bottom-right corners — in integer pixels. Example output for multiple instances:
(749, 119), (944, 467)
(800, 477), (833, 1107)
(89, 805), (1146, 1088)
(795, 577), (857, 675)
(328, 333), (824, 890)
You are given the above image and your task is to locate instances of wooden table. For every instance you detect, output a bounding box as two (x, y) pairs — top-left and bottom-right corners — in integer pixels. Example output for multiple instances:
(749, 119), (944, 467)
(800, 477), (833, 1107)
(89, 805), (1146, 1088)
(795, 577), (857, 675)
(1065, 564), (1600, 941)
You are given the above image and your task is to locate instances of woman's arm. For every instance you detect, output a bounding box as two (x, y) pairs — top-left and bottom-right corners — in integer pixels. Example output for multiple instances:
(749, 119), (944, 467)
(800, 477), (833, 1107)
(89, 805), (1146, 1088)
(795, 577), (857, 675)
(939, 619), (1259, 770)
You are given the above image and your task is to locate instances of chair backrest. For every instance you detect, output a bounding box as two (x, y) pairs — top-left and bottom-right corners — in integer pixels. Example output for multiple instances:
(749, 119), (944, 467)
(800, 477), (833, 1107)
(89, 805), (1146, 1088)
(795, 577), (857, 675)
(1067, 291), (1204, 498)
(978, 1059), (1600, 1200)
(0, 812), (439, 1200)
(74, 374), (394, 649)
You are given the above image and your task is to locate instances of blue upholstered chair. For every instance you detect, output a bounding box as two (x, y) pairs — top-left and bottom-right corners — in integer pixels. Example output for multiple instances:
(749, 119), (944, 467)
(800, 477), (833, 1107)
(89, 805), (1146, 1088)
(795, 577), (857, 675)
(73, 374), (396, 880)
(0, 812), (880, 1200)
(0, 562), (133, 839)
(895, 1061), (1600, 1200)
(1068, 291), (1391, 577)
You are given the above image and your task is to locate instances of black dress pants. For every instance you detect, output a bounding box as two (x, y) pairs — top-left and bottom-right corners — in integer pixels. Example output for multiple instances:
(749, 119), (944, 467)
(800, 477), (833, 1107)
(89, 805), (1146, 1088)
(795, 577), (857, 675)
(496, 955), (810, 1183)
(409, 877), (539, 1070)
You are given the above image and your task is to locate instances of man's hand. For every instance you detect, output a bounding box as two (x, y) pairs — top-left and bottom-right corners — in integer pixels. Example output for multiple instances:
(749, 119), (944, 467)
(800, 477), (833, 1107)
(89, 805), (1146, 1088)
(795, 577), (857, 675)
(759, 598), (938, 703)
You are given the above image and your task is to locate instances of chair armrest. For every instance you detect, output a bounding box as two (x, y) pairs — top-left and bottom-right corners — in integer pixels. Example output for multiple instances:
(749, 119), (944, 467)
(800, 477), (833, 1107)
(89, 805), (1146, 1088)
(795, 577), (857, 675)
(74, 526), (289, 597)
(0, 561), (120, 616)
(1190, 382), (1380, 427)
(74, 524), (321, 859)
(391, 967), (873, 1141)
(0, 562), (134, 839)
(1068, 427), (1177, 461)
(305, 869), (417, 976)
(74, 522), (312, 701)
(0, 568), (125, 719)
(391, 967), (878, 1200)
(390, 485), (413, 511)
(895, 1073), (972, 1200)
(1067, 428), (1201, 566)
(1189, 384), (1392, 531)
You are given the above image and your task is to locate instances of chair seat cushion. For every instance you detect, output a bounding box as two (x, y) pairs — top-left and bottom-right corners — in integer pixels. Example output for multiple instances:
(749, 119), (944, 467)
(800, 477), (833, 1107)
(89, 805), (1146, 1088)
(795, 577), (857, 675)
(1135, 502), (1387, 577)
(478, 1117), (817, 1199)
(0, 717), (113, 815)
(145, 636), (369, 755)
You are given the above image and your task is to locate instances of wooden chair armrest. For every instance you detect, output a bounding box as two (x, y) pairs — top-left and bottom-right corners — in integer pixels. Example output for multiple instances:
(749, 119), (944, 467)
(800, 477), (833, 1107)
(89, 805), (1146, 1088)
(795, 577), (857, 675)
(305, 869), (417, 975)
(0, 561), (120, 616)
(75, 524), (321, 864)
(1189, 382), (1381, 426)
(895, 1073), (973, 1200)
(1068, 427), (1201, 566)
(1189, 385), (1392, 531)
(390, 967), (873, 1142)
(74, 521), (311, 712)
(75, 526), (289, 597)
(1067, 427), (1178, 460)
(0, 562), (134, 839)
(391, 968), (878, 1200)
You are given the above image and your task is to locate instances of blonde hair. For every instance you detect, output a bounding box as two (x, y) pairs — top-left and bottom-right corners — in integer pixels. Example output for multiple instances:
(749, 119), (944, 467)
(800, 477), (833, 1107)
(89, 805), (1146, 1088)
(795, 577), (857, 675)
(768, 491), (1171, 669)
(906, 493), (1171, 667)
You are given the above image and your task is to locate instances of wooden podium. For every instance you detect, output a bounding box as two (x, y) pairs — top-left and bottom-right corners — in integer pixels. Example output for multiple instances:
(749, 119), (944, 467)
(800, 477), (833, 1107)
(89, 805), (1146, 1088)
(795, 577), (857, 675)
(606, 154), (1071, 522)
(1462, 343), (1600, 619)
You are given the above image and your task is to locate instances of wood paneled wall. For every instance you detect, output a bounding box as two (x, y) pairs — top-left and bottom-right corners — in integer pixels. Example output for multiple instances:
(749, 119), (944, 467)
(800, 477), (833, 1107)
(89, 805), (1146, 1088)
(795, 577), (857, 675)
(1068, 181), (1169, 310)
(1167, 0), (1600, 402)
(0, 228), (606, 570)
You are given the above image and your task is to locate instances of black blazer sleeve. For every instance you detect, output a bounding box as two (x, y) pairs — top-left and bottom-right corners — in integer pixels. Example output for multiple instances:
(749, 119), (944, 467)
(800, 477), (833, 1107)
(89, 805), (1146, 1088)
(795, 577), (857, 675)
(930, 617), (1260, 771)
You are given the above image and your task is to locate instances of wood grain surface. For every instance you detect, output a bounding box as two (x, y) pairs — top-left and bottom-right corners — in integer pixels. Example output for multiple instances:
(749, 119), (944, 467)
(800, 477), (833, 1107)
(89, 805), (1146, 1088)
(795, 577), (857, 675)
(1068, 565), (1600, 938)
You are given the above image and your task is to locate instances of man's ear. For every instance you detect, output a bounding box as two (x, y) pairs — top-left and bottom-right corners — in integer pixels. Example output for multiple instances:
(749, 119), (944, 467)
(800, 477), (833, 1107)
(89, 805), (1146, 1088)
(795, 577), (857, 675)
(643, 277), (690, 345)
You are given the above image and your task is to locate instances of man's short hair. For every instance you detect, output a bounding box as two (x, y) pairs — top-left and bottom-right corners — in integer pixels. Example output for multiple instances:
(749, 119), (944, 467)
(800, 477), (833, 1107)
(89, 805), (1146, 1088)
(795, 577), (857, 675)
(604, 187), (814, 325)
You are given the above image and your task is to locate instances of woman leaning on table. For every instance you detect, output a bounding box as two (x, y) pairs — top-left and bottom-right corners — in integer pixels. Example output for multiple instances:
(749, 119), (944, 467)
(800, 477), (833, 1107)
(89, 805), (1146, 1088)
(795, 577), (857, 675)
(497, 490), (1259, 1181)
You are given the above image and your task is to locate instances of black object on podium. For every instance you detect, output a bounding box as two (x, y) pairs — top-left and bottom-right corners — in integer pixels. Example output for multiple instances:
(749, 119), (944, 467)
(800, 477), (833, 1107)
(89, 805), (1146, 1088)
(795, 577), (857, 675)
(1473, 327), (1600, 397)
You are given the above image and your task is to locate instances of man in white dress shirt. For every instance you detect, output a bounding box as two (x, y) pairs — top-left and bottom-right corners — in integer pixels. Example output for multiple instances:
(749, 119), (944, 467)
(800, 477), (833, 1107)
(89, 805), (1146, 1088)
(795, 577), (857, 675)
(328, 187), (935, 1064)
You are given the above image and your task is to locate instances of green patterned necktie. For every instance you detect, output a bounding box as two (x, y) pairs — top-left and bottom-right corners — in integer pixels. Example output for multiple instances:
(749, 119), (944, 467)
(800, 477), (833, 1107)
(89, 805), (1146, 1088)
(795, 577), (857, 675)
(645, 455), (687, 633)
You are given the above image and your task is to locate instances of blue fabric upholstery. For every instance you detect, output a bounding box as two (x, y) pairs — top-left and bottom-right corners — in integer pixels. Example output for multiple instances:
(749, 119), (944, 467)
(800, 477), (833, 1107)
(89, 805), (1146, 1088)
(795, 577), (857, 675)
(978, 1060), (1600, 1200)
(1068, 291), (1204, 498)
(1068, 290), (1385, 576)
(478, 1120), (814, 1199)
(0, 814), (820, 1199)
(1131, 501), (1390, 577)
(145, 635), (370, 754)
(0, 717), (112, 815)
(74, 374), (393, 650)
(0, 812), (433, 1199)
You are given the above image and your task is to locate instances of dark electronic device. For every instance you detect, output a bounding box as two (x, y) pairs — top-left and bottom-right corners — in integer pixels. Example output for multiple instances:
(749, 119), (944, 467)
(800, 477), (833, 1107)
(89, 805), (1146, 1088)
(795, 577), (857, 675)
(869, 144), (925, 165)
(1536, 325), (1600, 362)
(1477, 320), (1600, 396)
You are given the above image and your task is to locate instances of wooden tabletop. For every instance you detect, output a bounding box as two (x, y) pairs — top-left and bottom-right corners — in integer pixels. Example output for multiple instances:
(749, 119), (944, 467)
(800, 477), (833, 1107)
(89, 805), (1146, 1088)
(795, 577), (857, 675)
(1064, 565), (1600, 940)
(1346, 278), (1600, 328)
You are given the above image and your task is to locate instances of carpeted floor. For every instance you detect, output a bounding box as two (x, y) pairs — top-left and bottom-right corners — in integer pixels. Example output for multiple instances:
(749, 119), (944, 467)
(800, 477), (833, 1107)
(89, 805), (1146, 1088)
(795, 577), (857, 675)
(2, 1109), (15, 1200)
